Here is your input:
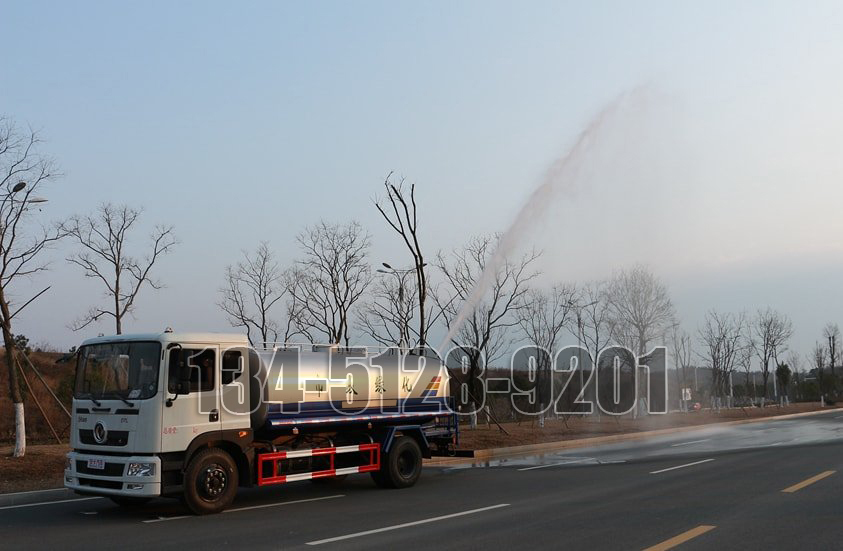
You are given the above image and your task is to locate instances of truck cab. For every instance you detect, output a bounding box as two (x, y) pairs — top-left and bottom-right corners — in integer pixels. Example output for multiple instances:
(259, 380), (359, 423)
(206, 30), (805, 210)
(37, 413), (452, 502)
(65, 331), (252, 505)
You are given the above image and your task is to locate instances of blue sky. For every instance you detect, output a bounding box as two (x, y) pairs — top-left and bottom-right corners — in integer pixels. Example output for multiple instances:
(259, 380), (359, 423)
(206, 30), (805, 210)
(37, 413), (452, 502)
(2, 1), (843, 360)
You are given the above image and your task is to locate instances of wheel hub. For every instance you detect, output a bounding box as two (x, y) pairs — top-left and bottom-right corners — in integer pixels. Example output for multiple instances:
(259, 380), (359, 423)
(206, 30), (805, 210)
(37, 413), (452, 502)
(397, 451), (415, 478)
(200, 464), (227, 499)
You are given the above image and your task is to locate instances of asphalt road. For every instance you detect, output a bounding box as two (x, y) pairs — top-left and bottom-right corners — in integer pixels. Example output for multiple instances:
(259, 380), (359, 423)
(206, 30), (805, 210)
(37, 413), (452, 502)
(2, 410), (842, 550)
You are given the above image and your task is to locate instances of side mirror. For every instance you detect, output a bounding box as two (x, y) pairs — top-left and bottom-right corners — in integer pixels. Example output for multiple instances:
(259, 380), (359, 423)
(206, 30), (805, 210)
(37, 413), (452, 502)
(166, 343), (190, 397)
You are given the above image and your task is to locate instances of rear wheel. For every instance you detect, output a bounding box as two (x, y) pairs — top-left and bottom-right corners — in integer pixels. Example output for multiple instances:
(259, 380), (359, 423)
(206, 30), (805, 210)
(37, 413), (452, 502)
(370, 436), (422, 489)
(183, 448), (239, 515)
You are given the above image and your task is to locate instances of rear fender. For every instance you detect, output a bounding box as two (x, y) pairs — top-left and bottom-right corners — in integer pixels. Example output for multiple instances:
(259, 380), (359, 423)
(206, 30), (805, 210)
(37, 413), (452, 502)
(380, 426), (431, 458)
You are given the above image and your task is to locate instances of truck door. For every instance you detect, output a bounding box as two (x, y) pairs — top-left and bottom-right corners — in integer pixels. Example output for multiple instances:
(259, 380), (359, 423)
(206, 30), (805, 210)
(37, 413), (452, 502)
(162, 345), (221, 452)
(219, 346), (251, 432)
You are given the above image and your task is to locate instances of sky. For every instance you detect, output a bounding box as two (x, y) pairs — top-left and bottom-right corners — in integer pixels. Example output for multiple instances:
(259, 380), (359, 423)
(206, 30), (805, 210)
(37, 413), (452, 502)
(2, 0), (843, 363)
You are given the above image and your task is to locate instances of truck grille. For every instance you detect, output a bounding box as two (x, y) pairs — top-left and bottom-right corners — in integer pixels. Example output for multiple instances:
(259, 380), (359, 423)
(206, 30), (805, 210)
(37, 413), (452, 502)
(79, 429), (129, 446)
(76, 460), (125, 476)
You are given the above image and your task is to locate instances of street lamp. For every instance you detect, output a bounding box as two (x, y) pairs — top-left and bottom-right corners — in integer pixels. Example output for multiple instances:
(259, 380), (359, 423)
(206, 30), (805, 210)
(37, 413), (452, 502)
(4, 182), (48, 209)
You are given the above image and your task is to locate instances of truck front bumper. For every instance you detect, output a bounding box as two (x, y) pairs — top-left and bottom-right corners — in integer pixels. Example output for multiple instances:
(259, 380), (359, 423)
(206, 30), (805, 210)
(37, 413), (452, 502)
(65, 450), (162, 498)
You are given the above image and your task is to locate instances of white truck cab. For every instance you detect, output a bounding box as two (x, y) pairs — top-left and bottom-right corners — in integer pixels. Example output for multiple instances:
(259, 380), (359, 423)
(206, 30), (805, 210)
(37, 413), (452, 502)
(65, 331), (251, 504)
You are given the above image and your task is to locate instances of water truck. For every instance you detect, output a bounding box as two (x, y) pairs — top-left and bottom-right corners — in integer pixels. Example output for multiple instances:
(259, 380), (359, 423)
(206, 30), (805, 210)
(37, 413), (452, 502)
(64, 330), (458, 514)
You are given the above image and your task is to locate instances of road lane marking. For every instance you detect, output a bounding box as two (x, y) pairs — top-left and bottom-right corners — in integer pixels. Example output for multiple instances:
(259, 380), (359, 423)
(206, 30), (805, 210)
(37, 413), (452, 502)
(0, 487), (66, 497)
(0, 497), (101, 511)
(670, 439), (710, 447)
(643, 525), (716, 551)
(224, 494), (344, 513)
(782, 470), (835, 493)
(305, 503), (511, 545)
(143, 494), (345, 523)
(518, 458), (594, 471)
(650, 458), (715, 474)
(144, 514), (191, 523)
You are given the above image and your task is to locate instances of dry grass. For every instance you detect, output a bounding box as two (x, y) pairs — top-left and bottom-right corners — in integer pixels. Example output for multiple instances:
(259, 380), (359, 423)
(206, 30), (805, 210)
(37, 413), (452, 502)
(0, 350), (74, 445)
(0, 443), (68, 493)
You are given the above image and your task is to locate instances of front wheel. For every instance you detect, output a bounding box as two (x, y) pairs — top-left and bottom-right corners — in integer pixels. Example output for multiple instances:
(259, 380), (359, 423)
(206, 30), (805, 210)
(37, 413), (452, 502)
(183, 448), (239, 515)
(371, 436), (422, 489)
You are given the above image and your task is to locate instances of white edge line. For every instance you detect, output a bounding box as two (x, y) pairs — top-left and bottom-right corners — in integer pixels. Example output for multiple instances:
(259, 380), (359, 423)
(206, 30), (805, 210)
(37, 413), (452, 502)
(224, 494), (344, 513)
(0, 487), (67, 497)
(518, 458), (594, 471)
(306, 503), (511, 545)
(670, 439), (711, 447)
(143, 514), (192, 523)
(0, 496), (102, 511)
(650, 458), (715, 474)
(142, 494), (345, 523)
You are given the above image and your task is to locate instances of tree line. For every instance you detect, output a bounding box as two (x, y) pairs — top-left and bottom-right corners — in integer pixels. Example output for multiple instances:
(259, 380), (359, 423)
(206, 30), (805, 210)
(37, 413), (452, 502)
(2, 117), (838, 456)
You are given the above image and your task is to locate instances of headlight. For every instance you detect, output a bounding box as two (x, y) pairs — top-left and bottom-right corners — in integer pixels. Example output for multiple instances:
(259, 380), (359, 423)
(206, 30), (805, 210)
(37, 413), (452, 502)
(126, 462), (156, 477)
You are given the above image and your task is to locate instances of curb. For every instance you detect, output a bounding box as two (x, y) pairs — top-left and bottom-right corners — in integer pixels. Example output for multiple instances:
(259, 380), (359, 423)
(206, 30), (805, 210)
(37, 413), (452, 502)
(425, 406), (843, 465)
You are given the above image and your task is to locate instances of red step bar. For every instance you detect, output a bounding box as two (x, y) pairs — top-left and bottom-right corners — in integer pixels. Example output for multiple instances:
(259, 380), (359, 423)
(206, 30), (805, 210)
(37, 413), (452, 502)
(257, 443), (381, 486)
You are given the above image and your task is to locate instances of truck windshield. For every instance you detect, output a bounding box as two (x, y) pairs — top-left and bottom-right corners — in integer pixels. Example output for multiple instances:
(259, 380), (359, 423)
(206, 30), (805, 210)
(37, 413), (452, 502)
(74, 342), (162, 401)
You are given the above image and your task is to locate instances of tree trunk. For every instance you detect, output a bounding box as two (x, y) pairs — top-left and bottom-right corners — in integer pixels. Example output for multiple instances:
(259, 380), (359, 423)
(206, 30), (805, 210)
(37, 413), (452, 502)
(115, 270), (121, 334)
(13, 402), (25, 457)
(417, 262), (426, 346)
(1, 289), (25, 457)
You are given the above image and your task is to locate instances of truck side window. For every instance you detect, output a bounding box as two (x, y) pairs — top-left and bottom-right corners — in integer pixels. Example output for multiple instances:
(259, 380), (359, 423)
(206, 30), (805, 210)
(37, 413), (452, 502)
(221, 350), (243, 385)
(168, 348), (215, 393)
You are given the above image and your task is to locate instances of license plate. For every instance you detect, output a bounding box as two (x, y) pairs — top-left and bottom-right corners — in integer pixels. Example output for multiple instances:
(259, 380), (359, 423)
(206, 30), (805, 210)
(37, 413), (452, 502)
(87, 459), (105, 470)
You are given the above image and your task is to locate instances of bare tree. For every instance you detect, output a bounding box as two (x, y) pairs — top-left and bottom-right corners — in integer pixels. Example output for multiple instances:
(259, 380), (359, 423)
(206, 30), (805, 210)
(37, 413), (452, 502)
(786, 349), (802, 399)
(823, 322), (839, 377)
(219, 242), (290, 346)
(738, 336), (756, 400)
(374, 173), (432, 345)
(570, 280), (612, 366)
(63, 204), (177, 334)
(0, 119), (63, 457)
(516, 284), (577, 415)
(566, 281), (611, 416)
(287, 221), (372, 346)
(671, 326), (694, 408)
(357, 269), (416, 347)
(698, 310), (745, 408)
(810, 341), (827, 399)
(606, 265), (676, 356)
(435, 235), (540, 419)
(751, 307), (793, 399)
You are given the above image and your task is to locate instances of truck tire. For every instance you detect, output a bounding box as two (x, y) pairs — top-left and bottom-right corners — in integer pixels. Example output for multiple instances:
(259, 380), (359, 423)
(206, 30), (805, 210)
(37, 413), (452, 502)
(371, 436), (422, 489)
(109, 496), (151, 508)
(183, 447), (239, 515)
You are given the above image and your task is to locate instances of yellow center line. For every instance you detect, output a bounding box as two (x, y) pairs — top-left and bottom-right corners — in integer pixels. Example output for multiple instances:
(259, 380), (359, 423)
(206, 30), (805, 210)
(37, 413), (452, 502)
(643, 525), (716, 551)
(782, 470), (836, 493)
